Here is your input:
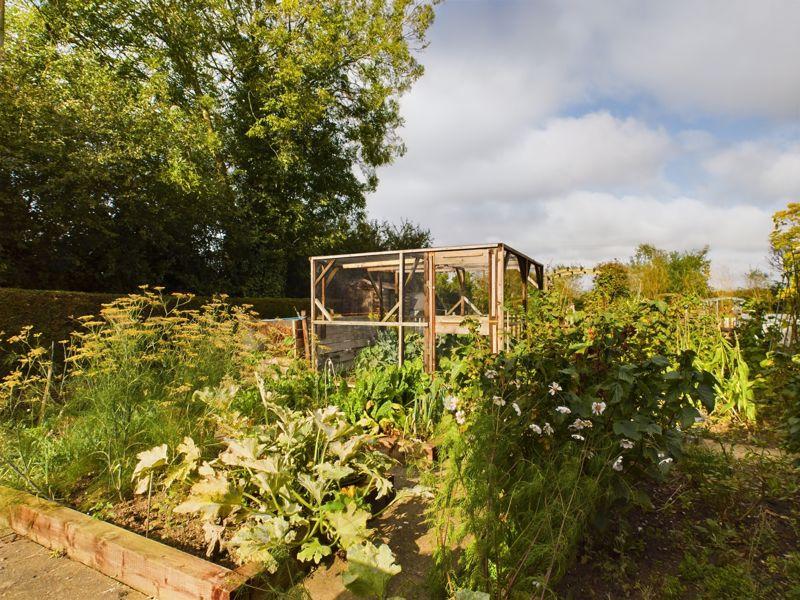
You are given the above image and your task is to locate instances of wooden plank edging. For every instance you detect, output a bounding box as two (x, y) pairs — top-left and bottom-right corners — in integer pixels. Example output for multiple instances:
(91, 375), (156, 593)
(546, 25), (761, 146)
(0, 485), (258, 600)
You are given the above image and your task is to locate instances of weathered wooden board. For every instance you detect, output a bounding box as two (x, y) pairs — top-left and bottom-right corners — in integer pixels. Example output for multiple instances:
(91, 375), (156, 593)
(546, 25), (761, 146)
(0, 486), (258, 600)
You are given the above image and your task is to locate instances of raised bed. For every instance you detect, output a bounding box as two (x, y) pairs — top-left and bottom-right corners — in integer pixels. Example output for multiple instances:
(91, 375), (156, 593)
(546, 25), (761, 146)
(0, 485), (262, 600)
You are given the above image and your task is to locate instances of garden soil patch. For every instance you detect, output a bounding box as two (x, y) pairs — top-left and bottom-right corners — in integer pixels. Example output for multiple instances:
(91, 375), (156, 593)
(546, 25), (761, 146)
(556, 449), (800, 599)
(106, 492), (238, 569)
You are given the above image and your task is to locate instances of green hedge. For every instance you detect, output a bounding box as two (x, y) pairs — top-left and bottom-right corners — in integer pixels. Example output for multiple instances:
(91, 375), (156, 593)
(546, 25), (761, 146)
(0, 287), (309, 351)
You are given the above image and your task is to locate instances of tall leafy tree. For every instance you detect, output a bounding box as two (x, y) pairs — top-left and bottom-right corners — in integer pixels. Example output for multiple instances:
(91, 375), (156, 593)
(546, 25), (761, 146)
(0, 0), (436, 294)
(771, 202), (800, 343)
(629, 243), (711, 298)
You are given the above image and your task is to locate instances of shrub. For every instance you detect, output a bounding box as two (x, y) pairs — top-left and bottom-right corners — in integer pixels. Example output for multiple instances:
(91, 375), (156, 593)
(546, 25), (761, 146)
(429, 293), (716, 597)
(0, 289), (288, 500)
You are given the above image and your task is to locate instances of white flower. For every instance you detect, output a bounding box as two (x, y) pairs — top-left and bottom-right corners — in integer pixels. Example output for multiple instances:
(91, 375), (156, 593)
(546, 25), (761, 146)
(694, 415), (705, 423)
(444, 395), (458, 412)
(455, 410), (466, 425)
(659, 457), (673, 466)
(571, 434), (585, 441)
(657, 451), (666, 459)
(555, 406), (571, 415)
(529, 423), (542, 435)
(612, 456), (623, 471)
(548, 382), (563, 396)
(620, 438), (634, 449)
(569, 418), (593, 430)
(485, 369), (498, 380)
(512, 402), (521, 416)
(492, 396), (506, 406)
(542, 422), (554, 435)
(591, 401), (607, 416)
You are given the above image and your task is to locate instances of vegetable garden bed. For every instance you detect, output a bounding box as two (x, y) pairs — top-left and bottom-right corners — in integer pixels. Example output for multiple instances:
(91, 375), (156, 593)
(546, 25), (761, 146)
(0, 485), (263, 600)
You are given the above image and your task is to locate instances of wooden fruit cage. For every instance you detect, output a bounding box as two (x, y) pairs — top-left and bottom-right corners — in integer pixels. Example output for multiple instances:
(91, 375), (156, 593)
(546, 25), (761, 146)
(309, 243), (545, 372)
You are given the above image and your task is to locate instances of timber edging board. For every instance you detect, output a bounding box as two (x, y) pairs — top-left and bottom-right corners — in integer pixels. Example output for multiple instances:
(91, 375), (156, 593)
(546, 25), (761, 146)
(0, 485), (259, 600)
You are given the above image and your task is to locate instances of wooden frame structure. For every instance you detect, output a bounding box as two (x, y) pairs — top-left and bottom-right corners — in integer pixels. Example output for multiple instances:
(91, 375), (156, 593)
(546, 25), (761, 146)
(0, 485), (262, 600)
(309, 243), (544, 372)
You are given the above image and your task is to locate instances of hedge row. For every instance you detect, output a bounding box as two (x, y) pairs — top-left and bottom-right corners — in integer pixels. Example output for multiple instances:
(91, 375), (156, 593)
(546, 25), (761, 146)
(0, 287), (309, 350)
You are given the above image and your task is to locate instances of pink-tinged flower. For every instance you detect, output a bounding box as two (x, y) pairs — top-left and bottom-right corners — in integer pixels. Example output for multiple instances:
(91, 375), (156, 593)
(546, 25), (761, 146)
(555, 406), (571, 415)
(548, 382), (563, 396)
(455, 410), (466, 425)
(529, 423), (542, 435)
(570, 418), (593, 430)
(542, 422), (554, 436)
(612, 456), (623, 471)
(443, 395), (458, 412)
(591, 401), (607, 416)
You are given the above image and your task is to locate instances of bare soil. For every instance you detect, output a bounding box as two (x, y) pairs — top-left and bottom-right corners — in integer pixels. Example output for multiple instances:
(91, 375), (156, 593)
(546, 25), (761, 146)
(104, 491), (238, 568)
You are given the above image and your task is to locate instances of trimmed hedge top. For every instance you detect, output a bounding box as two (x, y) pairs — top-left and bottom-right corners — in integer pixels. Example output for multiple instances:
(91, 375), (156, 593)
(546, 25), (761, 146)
(0, 287), (309, 350)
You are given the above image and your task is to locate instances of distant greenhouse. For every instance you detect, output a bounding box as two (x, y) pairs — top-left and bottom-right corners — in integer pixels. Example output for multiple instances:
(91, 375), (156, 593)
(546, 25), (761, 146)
(309, 243), (545, 371)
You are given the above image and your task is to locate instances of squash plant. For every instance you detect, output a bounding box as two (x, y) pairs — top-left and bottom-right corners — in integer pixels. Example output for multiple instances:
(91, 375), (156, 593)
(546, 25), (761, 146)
(133, 390), (409, 592)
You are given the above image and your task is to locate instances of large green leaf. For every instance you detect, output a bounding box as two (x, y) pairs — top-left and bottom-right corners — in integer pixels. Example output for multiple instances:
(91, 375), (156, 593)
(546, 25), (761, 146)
(325, 502), (373, 549)
(342, 542), (401, 598)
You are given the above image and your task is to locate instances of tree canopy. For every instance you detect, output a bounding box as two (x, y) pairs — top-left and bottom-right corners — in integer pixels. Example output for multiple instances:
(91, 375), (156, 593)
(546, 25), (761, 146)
(0, 0), (435, 295)
(629, 243), (711, 298)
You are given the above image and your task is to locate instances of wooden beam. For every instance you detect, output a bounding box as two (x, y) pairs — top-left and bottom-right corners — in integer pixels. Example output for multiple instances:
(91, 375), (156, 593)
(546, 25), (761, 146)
(424, 252), (436, 373)
(463, 296), (484, 316)
(311, 319), (427, 327)
(405, 256), (420, 286)
(381, 300), (400, 322)
(310, 258), (317, 370)
(434, 315), (490, 336)
(0, 485), (260, 600)
(445, 297), (464, 316)
(314, 259), (335, 286)
(398, 252), (405, 366)
(314, 299), (333, 322)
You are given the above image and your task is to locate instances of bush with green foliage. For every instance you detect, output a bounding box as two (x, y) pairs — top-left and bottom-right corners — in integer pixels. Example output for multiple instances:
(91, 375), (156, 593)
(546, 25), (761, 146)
(0, 290), (286, 500)
(429, 293), (716, 597)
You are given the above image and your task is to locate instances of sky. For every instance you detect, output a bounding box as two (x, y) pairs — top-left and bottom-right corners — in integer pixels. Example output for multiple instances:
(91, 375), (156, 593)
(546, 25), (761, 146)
(366, 0), (800, 287)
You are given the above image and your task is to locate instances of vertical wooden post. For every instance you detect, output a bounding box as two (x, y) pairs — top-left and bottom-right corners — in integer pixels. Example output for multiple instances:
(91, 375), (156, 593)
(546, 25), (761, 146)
(309, 258), (317, 370)
(397, 251), (405, 367)
(488, 247), (496, 353)
(497, 246), (505, 352)
(423, 251), (436, 373)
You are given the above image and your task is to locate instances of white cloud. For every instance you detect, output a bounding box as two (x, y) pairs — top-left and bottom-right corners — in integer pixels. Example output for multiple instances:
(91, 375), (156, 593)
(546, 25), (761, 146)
(525, 193), (772, 270)
(374, 111), (672, 214)
(705, 142), (800, 202)
(572, 1), (800, 118)
(365, 0), (800, 286)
